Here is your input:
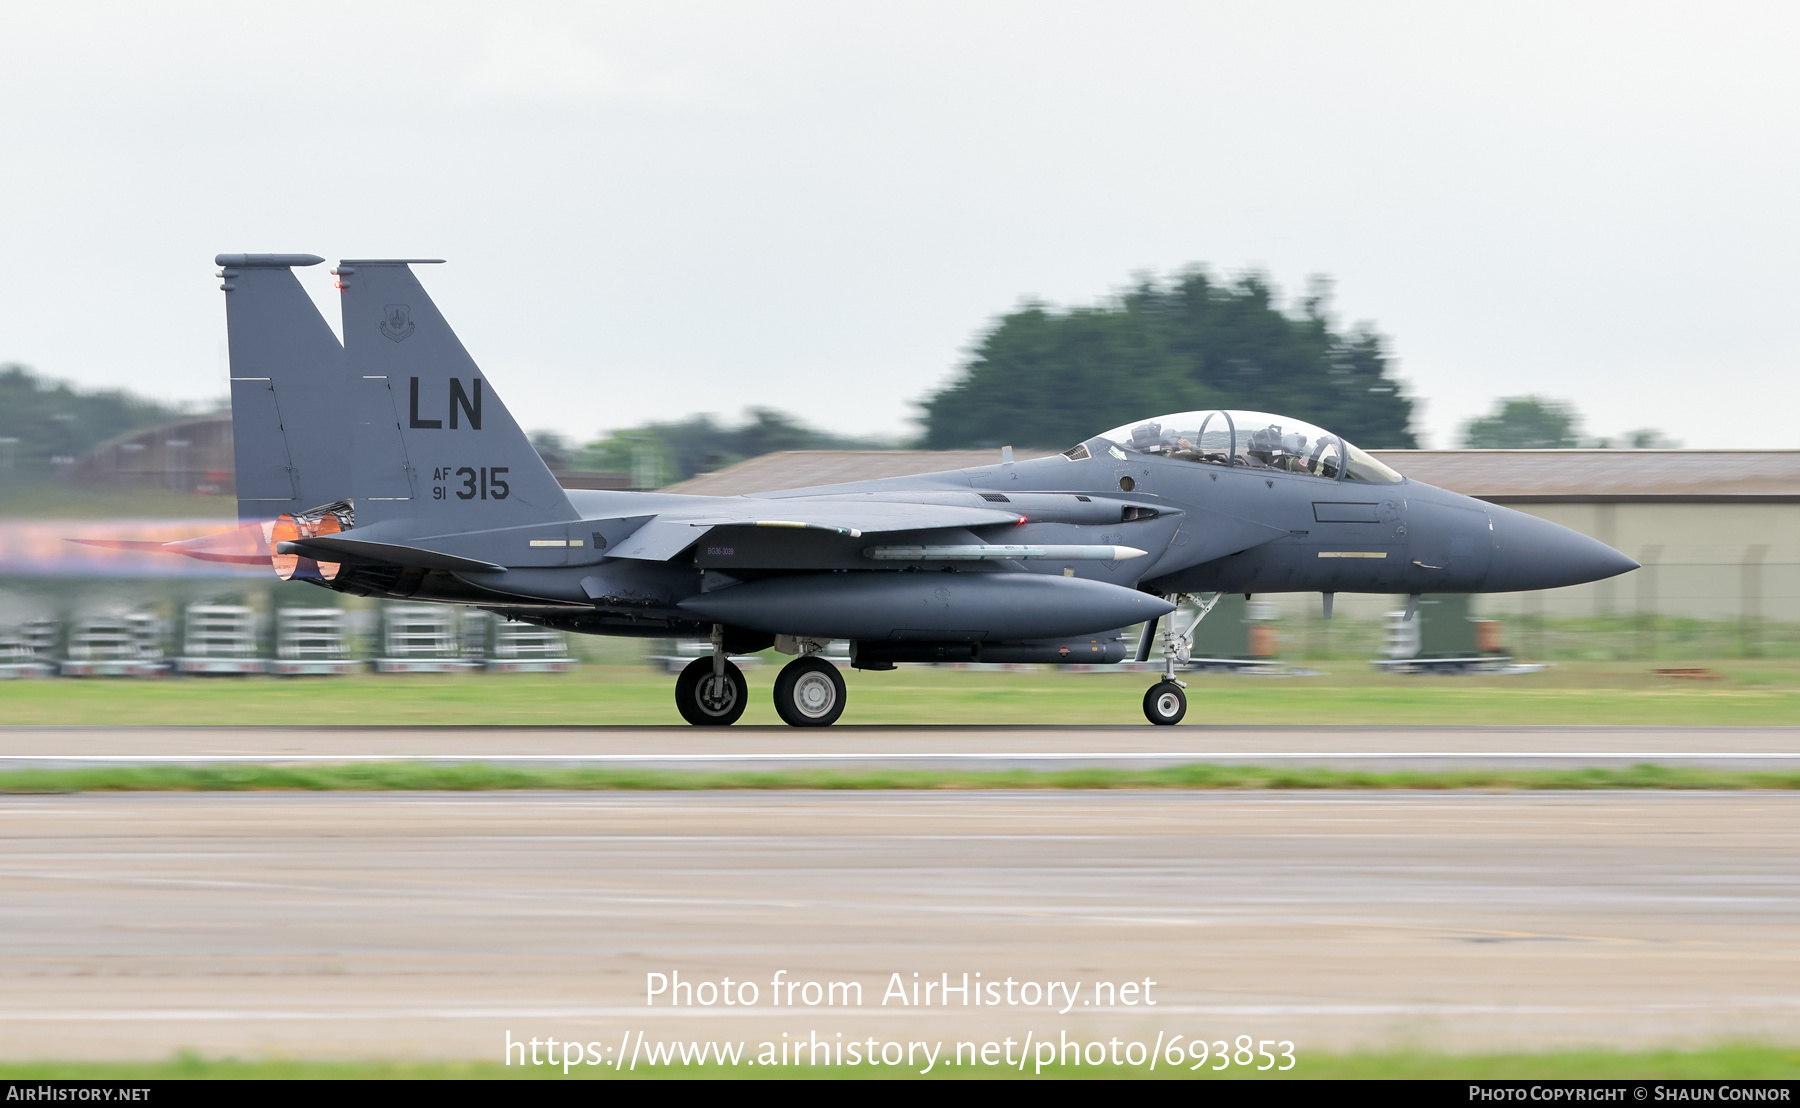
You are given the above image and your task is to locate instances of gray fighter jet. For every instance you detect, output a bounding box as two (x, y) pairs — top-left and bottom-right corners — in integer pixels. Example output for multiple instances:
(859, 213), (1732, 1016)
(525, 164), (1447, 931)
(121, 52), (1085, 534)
(174, 253), (1636, 725)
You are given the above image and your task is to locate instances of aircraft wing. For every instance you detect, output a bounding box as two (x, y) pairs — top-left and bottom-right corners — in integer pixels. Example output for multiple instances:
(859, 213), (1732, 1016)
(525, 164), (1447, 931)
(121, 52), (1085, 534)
(607, 500), (1025, 561)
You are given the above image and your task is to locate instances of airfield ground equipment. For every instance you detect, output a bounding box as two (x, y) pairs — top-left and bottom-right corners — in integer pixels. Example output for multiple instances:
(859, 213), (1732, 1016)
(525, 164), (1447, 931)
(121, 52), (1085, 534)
(462, 610), (579, 673)
(0, 625), (54, 679)
(62, 612), (166, 677)
(1372, 593), (1511, 673)
(374, 604), (477, 674)
(21, 618), (59, 661)
(270, 607), (362, 675)
(174, 604), (266, 675)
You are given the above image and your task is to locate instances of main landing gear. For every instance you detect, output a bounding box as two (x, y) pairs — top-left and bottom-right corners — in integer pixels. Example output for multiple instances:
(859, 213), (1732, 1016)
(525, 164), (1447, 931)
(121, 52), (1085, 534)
(674, 628), (847, 727)
(1139, 593), (1222, 726)
(674, 625), (748, 726)
(772, 655), (846, 727)
(674, 656), (748, 726)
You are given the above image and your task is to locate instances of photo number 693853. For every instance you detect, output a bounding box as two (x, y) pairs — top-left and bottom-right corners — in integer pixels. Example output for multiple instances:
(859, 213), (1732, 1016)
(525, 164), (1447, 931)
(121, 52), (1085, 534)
(432, 466), (510, 501)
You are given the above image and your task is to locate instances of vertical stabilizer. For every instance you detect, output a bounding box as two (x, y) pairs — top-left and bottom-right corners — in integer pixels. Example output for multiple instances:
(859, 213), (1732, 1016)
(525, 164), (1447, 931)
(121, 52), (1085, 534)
(216, 254), (349, 521)
(336, 260), (576, 531)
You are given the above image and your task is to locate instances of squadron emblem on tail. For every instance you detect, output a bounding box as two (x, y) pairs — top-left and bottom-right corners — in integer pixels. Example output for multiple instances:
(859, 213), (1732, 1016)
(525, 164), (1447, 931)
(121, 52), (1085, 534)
(379, 303), (415, 343)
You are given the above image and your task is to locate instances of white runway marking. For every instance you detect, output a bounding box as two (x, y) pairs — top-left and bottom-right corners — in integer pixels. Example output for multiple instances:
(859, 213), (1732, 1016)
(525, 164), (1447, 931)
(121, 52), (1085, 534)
(6, 999), (1800, 1022)
(1, 751), (1797, 764)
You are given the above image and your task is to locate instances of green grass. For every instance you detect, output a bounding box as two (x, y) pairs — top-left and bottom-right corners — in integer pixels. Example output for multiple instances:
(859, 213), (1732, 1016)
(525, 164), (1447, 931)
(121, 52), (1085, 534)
(2, 1043), (1794, 1079)
(3, 660), (1800, 727)
(2, 760), (1797, 794)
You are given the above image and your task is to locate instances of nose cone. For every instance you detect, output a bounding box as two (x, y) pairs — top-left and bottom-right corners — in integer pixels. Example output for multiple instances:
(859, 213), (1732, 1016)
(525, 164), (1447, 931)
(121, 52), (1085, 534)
(1484, 506), (1639, 592)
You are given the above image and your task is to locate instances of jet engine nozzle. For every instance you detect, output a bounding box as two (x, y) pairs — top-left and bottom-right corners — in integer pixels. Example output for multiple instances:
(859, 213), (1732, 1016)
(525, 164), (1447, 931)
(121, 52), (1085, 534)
(270, 501), (354, 582)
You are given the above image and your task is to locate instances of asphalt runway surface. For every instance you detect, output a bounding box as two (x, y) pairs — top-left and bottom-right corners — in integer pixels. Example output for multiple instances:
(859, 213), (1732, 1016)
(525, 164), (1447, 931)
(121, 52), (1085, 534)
(2, 788), (1798, 1060)
(2, 724), (1799, 769)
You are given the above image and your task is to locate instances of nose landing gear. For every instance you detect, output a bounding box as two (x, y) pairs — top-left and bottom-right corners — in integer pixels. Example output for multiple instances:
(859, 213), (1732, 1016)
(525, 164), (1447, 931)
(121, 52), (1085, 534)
(1139, 592), (1221, 725)
(1144, 682), (1187, 725)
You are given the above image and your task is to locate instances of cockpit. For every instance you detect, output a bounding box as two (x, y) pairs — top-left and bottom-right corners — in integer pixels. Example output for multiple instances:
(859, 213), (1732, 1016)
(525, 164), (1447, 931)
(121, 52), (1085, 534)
(1073, 409), (1403, 483)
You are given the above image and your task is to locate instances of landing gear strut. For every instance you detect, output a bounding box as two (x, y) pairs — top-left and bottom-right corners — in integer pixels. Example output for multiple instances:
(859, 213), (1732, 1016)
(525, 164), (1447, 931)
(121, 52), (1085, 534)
(1140, 593), (1221, 726)
(675, 625), (747, 726)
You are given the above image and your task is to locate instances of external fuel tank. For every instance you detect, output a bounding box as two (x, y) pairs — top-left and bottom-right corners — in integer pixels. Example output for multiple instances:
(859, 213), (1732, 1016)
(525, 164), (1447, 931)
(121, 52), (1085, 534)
(677, 571), (1175, 642)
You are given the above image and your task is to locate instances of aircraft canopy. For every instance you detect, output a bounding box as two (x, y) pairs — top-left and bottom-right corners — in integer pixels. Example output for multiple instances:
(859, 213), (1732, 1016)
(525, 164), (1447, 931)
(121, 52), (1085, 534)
(1089, 409), (1403, 483)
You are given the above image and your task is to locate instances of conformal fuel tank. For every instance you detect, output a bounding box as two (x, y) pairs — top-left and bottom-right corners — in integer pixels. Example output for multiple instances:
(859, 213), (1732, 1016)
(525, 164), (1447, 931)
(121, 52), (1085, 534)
(677, 571), (1175, 641)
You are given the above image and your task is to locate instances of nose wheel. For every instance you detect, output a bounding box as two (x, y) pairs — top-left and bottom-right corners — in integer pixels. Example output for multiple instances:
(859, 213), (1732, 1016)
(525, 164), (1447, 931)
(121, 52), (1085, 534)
(774, 656), (846, 727)
(1144, 681), (1187, 725)
(675, 656), (748, 726)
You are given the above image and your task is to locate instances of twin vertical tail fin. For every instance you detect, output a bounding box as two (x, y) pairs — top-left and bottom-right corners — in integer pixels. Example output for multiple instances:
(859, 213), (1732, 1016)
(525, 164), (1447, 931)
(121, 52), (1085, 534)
(210, 253), (573, 582)
(217, 254), (350, 522)
(335, 260), (576, 533)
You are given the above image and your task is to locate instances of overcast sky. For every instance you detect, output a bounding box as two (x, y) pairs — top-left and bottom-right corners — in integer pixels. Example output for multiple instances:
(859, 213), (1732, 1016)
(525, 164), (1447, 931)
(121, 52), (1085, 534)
(1, 2), (1795, 448)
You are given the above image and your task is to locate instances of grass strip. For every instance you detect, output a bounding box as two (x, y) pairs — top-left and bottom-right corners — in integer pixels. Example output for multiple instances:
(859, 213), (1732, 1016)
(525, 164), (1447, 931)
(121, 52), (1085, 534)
(3, 760), (1800, 794)
(1, 1043), (1795, 1079)
(4, 664), (1800, 727)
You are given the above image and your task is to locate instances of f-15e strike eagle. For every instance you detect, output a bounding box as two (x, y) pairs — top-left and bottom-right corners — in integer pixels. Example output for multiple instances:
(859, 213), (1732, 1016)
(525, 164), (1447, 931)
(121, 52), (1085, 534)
(139, 253), (1637, 726)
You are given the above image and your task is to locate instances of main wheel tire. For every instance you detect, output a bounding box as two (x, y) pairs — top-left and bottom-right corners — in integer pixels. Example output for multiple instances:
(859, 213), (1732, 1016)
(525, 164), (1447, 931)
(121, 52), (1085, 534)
(675, 657), (748, 726)
(1143, 681), (1187, 726)
(773, 656), (847, 727)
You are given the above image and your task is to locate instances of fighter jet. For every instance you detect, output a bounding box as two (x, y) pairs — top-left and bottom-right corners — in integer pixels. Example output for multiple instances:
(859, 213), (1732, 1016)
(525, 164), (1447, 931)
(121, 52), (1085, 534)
(166, 253), (1637, 726)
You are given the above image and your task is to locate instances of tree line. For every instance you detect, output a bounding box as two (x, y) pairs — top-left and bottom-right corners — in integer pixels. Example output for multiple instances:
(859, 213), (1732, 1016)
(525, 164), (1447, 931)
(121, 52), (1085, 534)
(0, 364), (193, 475)
(1460, 396), (1678, 449)
(1, 266), (1682, 492)
(918, 270), (1418, 450)
(536, 408), (897, 486)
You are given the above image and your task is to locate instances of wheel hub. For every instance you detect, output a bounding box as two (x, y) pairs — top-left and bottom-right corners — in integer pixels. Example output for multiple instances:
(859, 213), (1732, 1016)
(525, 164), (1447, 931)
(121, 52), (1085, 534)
(1156, 691), (1181, 717)
(793, 672), (836, 717)
(698, 675), (739, 715)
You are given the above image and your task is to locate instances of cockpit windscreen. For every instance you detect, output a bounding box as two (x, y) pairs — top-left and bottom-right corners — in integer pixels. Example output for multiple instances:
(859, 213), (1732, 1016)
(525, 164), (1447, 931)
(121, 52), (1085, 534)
(1091, 409), (1402, 483)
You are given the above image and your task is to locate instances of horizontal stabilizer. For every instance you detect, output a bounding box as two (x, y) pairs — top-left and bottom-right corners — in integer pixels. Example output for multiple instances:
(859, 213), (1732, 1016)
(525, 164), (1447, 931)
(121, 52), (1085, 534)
(278, 535), (504, 572)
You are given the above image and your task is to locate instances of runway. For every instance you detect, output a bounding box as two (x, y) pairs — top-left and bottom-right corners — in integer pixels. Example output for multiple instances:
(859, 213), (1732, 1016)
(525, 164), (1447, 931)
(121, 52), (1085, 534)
(1, 725), (1797, 770)
(2, 789), (1798, 1059)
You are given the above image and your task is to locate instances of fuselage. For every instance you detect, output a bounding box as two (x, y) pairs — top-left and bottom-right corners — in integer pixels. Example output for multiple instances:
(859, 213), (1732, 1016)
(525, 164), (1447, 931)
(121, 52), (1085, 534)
(676, 439), (1638, 598)
(310, 419), (1637, 649)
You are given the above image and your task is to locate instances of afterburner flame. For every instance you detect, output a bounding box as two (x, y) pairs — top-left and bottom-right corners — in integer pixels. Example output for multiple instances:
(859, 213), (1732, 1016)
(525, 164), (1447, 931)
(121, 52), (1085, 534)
(269, 502), (352, 582)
